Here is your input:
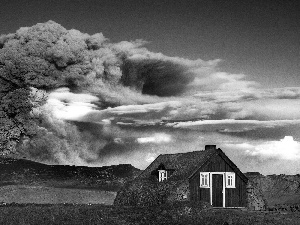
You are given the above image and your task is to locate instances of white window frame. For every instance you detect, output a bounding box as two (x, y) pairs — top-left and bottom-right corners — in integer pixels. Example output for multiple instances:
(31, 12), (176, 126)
(200, 172), (210, 188)
(158, 170), (167, 182)
(225, 172), (235, 188)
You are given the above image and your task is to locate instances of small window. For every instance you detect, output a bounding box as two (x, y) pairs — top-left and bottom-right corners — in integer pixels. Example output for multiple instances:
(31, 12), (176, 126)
(158, 170), (167, 182)
(226, 172), (235, 188)
(200, 172), (210, 188)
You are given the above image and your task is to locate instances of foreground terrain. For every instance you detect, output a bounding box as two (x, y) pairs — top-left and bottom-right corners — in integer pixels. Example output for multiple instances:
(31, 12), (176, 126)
(1, 158), (300, 224)
(2, 158), (300, 208)
(0, 158), (139, 204)
(0, 185), (116, 205)
(0, 203), (300, 225)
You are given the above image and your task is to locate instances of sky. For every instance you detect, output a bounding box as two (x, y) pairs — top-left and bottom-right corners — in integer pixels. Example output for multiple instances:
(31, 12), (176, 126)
(1, 0), (299, 88)
(0, 0), (300, 175)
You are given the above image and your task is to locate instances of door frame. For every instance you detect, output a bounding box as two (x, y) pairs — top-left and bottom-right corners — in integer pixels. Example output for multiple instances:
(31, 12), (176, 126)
(210, 172), (225, 207)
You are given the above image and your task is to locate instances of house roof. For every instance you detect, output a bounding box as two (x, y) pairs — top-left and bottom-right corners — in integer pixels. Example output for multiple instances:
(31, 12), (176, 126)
(138, 147), (248, 183)
(138, 148), (216, 181)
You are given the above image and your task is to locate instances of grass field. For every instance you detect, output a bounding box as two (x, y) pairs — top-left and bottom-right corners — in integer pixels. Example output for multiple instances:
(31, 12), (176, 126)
(0, 203), (300, 225)
(0, 185), (116, 205)
(267, 194), (300, 206)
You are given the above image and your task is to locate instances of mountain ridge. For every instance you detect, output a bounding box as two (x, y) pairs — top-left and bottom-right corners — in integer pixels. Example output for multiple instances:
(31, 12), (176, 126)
(0, 157), (141, 191)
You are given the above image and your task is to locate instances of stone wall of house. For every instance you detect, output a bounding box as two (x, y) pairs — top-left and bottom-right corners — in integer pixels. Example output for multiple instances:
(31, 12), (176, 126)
(114, 178), (192, 206)
(167, 181), (190, 202)
(114, 178), (175, 206)
(246, 182), (267, 210)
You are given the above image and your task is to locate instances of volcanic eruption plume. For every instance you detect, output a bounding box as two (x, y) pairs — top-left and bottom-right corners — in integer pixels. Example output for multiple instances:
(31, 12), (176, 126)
(0, 21), (222, 165)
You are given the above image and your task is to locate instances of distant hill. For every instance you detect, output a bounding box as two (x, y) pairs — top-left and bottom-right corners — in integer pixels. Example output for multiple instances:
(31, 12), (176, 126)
(0, 158), (141, 191)
(245, 172), (300, 206)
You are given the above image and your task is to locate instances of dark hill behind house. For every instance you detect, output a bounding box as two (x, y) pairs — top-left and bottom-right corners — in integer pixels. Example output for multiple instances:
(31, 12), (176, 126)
(0, 158), (141, 191)
(245, 172), (300, 207)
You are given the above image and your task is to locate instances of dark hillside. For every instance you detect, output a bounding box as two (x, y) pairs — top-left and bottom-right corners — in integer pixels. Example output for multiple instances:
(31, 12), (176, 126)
(0, 158), (141, 191)
(245, 172), (300, 206)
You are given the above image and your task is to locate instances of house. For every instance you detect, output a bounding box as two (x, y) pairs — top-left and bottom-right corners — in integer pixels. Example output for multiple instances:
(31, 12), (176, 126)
(114, 145), (251, 208)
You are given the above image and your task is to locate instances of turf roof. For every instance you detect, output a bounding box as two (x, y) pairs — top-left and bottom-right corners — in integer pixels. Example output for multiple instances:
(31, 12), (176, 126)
(138, 148), (217, 181)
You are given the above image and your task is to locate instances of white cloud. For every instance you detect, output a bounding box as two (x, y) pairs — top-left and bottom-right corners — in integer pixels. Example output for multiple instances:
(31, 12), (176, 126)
(83, 101), (184, 124)
(105, 101), (181, 115)
(225, 136), (300, 161)
(246, 136), (300, 160)
(47, 88), (99, 121)
(137, 133), (172, 144)
(49, 87), (99, 103)
(167, 119), (300, 129)
(190, 72), (258, 92)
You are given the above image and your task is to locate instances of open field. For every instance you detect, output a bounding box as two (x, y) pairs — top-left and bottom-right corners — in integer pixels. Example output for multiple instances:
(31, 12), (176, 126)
(0, 185), (116, 205)
(1, 204), (300, 225)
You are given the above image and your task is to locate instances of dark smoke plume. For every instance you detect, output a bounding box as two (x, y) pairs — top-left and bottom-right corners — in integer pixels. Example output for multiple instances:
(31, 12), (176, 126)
(0, 21), (216, 165)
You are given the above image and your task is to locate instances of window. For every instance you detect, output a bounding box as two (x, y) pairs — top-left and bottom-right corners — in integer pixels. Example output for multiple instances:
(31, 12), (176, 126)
(158, 170), (167, 182)
(200, 172), (210, 188)
(226, 172), (235, 188)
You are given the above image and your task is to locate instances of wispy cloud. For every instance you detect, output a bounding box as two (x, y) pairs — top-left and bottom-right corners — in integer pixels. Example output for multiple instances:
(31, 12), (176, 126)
(190, 72), (258, 92)
(194, 87), (300, 103)
(103, 101), (181, 115)
(137, 133), (172, 144)
(166, 119), (300, 130)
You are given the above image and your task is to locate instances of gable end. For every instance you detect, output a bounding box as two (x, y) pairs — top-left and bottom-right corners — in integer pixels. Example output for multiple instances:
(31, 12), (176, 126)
(188, 150), (219, 180)
(188, 148), (248, 183)
(215, 148), (248, 183)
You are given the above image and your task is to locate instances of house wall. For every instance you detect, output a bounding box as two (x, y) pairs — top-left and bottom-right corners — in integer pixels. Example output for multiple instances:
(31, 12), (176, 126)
(189, 153), (247, 207)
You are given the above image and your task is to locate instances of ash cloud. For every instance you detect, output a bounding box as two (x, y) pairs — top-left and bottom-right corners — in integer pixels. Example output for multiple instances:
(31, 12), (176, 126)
(0, 21), (222, 165)
(1, 21), (300, 172)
